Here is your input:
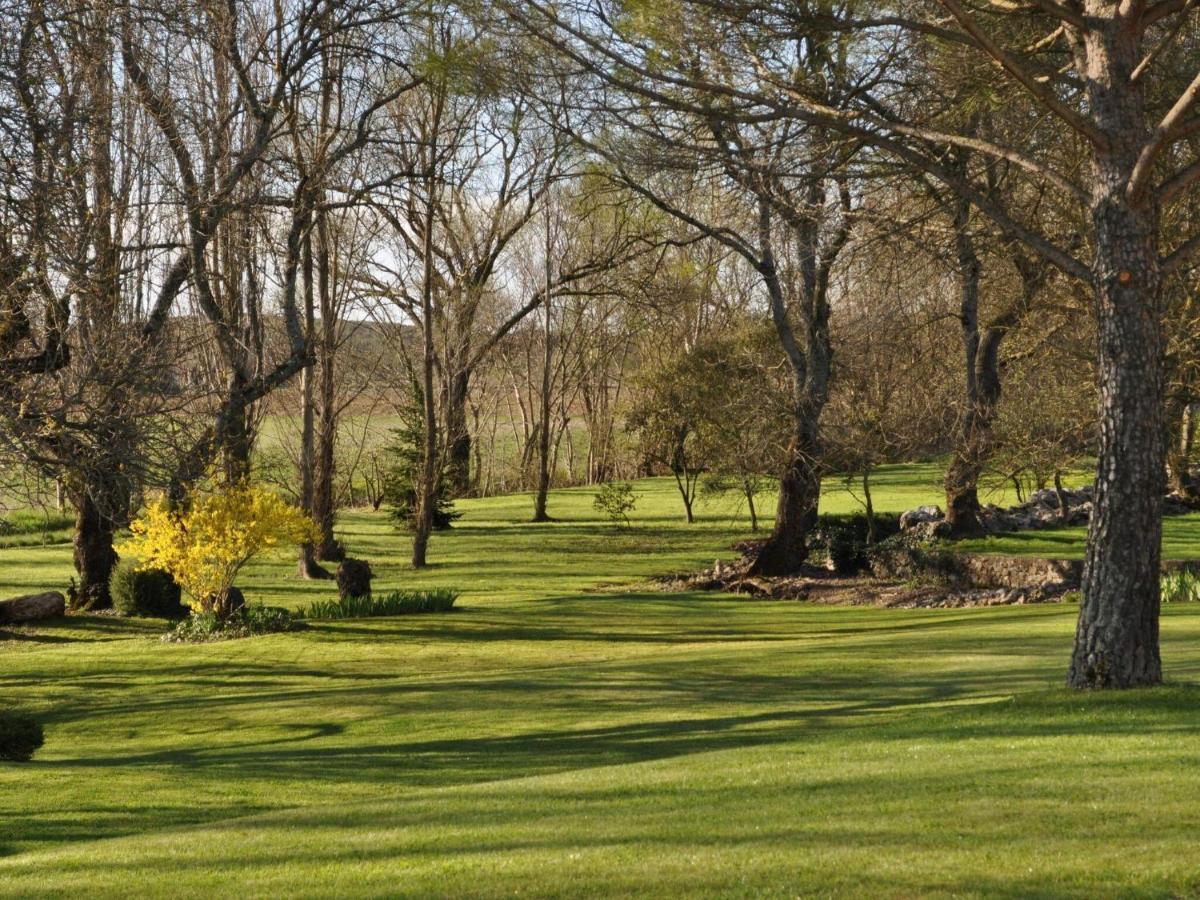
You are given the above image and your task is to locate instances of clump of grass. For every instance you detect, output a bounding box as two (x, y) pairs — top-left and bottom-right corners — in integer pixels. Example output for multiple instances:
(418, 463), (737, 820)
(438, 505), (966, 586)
(1161, 570), (1200, 603)
(298, 588), (460, 620)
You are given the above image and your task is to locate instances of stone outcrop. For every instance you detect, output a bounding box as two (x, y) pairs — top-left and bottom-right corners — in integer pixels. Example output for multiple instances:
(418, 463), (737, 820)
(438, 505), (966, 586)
(0, 591), (66, 623)
(899, 484), (1197, 541)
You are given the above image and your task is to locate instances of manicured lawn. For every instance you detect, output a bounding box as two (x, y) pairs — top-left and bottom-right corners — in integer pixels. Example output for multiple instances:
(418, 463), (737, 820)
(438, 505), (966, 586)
(3, 467), (1200, 896)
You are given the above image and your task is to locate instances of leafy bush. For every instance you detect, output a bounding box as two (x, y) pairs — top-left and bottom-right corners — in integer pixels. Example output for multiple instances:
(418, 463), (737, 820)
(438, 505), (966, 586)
(594, 481), (638, 527)
(110, 559), (186, 619)
(298, 588), (460, 620)
(0, 711), (45, 762)
(120, 482), (315, 613)
(163, 604), (297, 643)
(1161, 570), (1200, 603)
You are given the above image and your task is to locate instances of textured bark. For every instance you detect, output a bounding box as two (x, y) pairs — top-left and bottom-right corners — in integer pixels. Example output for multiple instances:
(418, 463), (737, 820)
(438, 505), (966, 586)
(750, 416), (822, 576)
(71, 491), (119, 610)
(944, 195), (986, 538)
(1068, 12), (1164, 688)
(445, 369), (473, 498)
(298, 232), (325, 580)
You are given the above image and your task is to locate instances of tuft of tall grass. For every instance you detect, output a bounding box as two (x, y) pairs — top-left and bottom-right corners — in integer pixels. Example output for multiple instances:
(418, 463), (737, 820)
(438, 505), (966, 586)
(297, 588), (460, 620)
(1161, 570), (1200, 603)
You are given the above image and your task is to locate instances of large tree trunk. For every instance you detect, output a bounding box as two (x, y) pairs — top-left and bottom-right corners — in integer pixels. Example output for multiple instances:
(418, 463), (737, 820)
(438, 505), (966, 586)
(445, 369), (472, 498)
(749, 412), (821, 575)
(71, 489), (119, 610)
(412, 168), (440, 568)
(1068, 27), (1164, 688)
(313, 350), (341, 559)
(944, 194), (986, 537)
(297, 232), (327, 579)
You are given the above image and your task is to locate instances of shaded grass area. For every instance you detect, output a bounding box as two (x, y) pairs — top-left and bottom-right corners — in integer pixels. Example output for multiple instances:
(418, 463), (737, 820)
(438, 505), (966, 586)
(2, 464), (1200, 895)
(3, 600), (1200, 896)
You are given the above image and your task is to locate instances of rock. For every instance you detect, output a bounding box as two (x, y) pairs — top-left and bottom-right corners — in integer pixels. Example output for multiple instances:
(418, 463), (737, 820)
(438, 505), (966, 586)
(899, 505), (943, 531)
(0, 591), (66, 623)
(336, 558), (373, 600)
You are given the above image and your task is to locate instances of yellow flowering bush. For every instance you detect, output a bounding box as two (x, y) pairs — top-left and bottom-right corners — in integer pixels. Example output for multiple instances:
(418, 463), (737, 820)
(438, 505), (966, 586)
(120, 483), (316, 612)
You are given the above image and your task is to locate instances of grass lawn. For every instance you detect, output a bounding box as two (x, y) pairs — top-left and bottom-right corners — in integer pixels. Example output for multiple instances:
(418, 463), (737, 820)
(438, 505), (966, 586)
(3, 466), (1200, 897)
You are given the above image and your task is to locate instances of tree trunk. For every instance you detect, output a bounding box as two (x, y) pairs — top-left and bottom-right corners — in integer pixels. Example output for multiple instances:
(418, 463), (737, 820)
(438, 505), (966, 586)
(744, 478), (758, 531)
(297, 232), (326, 579)
(864, 470), (876, 544)
(673, 470), (695, 524)
(532, 282), (554, 522)
(944, 194), (986, 538)
(412, 160), (440, 568)
(71, 489), (118, 610)
(1166, 396), (1198, 502)
(445, 369), (472, 498)
(313, 213), (342, 561)
(1068, 34), (1164, 687)
(749, 414), (821, 576)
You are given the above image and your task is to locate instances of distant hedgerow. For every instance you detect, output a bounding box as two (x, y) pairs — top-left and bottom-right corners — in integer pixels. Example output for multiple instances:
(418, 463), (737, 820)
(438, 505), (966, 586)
(297, 588), (460, 620)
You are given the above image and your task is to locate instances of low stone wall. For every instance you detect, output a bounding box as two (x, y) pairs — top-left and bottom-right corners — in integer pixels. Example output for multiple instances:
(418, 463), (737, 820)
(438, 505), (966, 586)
(868, 544), (1082, 592)
(871, 544), (1200, 592)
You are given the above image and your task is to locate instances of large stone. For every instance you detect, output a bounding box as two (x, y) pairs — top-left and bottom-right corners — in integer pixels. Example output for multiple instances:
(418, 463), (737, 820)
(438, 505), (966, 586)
(0, 591), (66, 623)
(899, 505), (943, 531)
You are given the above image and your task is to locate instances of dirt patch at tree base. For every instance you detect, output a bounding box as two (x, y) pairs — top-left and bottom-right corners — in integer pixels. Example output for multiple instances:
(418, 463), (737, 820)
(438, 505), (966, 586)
(656, 568), (1073, 609)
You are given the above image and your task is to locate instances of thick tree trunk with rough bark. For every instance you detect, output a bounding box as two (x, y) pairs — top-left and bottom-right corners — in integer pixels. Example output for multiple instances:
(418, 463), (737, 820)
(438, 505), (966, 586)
(750, 411), (822, 575)
(944, 195), (986, 537)
(71, 490), (119, 610)
(446, 369), (472, 497)
(1068, 18), (1164, 688)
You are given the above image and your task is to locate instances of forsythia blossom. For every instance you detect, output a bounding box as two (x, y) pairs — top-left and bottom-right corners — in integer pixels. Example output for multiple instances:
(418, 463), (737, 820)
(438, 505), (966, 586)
(119, 483), (316, 611)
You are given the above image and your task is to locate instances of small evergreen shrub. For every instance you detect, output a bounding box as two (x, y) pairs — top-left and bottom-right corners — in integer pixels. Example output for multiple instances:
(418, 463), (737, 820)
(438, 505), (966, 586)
(298, 588), (460, 620)
(383, 382), (461, 532)
(163, 604), (296, 643)
(594, 481), (638, 527)
(110, 560), (186, 618)
(0, 712), (44, 762)
(1161, 570), (1200, 603)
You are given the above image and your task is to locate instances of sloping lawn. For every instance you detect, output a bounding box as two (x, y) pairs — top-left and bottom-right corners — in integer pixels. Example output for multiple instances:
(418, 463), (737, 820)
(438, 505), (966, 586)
(2, 469), (1200, 896)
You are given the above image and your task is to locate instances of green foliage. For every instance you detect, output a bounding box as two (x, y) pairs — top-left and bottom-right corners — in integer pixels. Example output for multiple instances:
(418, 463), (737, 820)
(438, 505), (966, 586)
(383, 383), (461, 533)
(298, 588), (460, 620)
(593, 481), (638, 527)
(0, 711), (44, 762)
(163, 605), (296, 643)
(110, 560), (186, 619)
(1161, 570), (1200, 603)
